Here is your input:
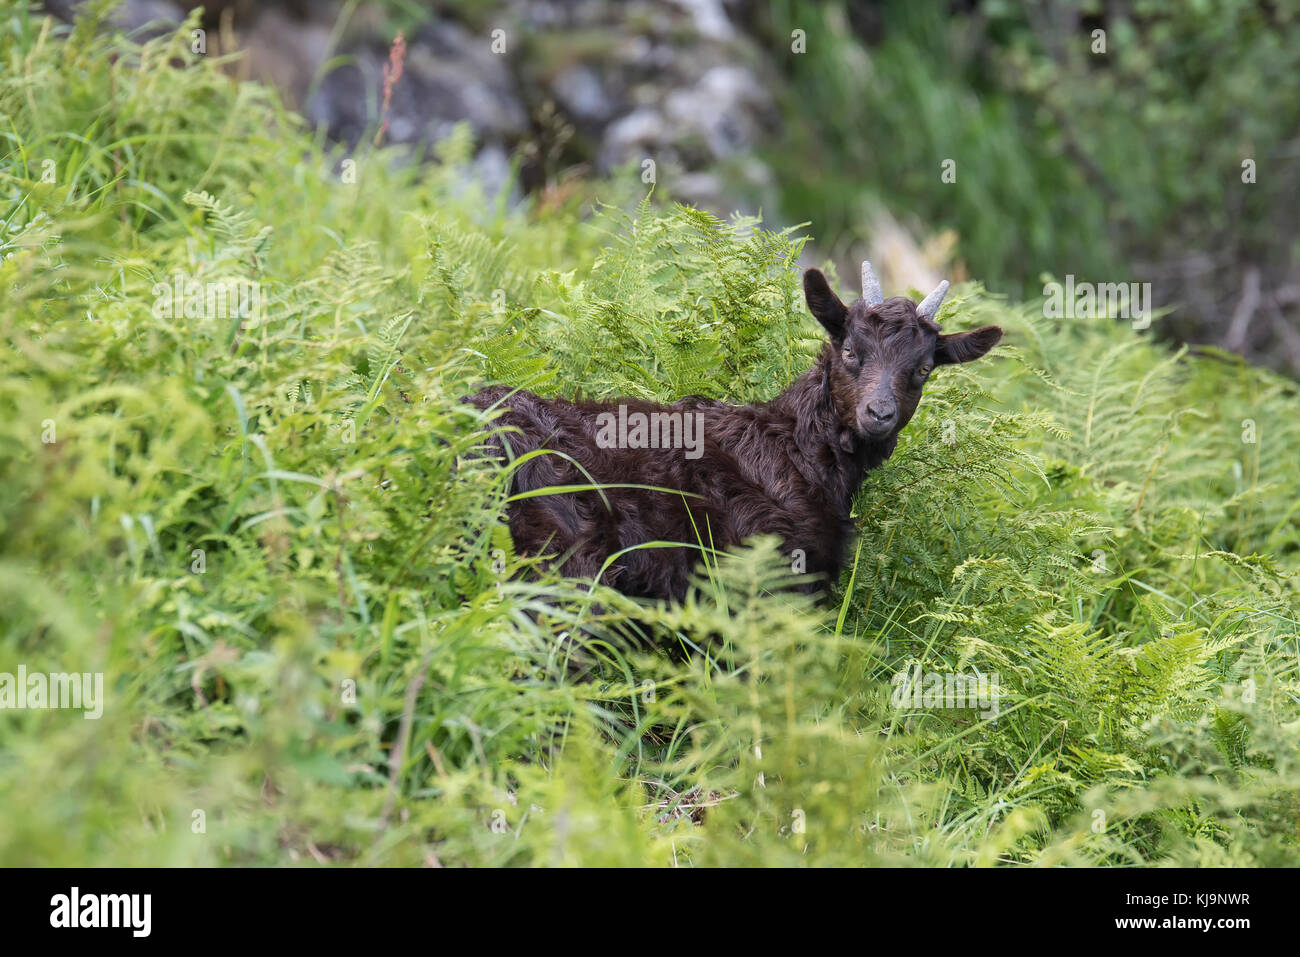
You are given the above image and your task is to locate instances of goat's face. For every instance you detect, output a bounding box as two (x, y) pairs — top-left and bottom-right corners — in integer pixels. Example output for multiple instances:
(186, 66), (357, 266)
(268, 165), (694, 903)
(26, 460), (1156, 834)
(804, 266), (1003, 442)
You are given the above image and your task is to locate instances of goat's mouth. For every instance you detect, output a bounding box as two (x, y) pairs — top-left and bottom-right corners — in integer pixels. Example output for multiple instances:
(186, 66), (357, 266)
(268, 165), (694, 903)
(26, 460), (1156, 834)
(856, 413), (899, 441)
(858, 424), (896, 442)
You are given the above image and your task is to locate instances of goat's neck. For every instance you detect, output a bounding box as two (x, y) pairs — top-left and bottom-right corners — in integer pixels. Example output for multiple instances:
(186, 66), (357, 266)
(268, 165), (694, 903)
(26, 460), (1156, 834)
(770, 348), (896, 516)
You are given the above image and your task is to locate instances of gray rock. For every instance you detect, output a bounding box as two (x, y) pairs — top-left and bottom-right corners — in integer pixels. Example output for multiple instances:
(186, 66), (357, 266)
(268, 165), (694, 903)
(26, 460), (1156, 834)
(667, 0), (735, 43)
(87, 0), (785, 224)
(44, 0), (186, 35)
(553, 65), (614, 123)
(114, 0), (185, 31)
(310, 17), (528, 150)
(663, 65), (771, 160)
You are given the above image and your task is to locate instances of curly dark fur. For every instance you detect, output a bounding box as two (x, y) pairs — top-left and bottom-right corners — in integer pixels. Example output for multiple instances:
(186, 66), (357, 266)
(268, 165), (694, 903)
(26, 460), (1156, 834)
(466, 269), (1002, 602)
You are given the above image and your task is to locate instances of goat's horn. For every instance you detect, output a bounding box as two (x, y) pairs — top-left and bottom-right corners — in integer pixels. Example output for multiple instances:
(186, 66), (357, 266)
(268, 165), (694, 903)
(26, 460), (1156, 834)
(916, 280), (950, 321)
(860, 261), (884, 305)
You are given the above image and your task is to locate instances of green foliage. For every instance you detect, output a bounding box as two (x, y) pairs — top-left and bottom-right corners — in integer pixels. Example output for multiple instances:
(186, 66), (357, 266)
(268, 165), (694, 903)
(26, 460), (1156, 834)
(1, 7), (1297, 867)
(759, 0), (1300, 370)
(531, 201), (812, 402)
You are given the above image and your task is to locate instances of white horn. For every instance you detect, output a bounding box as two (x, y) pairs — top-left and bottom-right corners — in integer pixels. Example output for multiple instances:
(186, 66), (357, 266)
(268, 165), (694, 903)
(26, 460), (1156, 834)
(916, 280), (950, 321)
(860, 261), (883, 305)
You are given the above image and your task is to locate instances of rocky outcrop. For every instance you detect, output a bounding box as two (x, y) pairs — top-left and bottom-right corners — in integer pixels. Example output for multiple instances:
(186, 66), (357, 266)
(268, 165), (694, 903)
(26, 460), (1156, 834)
(48, 0), (784, 215)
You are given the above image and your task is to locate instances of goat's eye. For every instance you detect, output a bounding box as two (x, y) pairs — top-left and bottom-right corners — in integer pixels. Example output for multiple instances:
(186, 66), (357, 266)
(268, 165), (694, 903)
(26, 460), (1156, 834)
(841, 347), (855, 362)
(916, 363), (933, 379)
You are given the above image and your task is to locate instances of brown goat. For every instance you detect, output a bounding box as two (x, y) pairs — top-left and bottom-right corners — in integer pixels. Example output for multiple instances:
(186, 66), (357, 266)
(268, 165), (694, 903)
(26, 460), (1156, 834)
(468, 263), (1002, 601)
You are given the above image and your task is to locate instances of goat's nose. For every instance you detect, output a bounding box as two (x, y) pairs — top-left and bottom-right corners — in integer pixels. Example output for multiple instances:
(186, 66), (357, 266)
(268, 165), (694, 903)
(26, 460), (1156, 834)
(866, 401), (897, 424)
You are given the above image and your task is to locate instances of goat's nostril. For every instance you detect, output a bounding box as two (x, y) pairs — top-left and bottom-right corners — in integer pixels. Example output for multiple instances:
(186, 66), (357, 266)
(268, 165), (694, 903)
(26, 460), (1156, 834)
(866, 403), (897, 423)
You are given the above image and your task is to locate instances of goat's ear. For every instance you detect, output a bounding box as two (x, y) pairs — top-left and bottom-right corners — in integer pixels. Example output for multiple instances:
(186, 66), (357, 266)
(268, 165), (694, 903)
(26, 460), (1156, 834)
(934, 325), (1003, 365)
(803, 268), (848, 341)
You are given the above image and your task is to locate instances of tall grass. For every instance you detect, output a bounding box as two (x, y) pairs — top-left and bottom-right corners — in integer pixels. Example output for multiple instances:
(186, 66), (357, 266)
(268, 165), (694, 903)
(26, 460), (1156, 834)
(1, 6), (1297, 866)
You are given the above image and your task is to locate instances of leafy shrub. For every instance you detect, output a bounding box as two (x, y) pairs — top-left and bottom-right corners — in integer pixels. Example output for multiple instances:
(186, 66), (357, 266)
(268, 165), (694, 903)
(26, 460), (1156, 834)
(0, 6), (1296, 866)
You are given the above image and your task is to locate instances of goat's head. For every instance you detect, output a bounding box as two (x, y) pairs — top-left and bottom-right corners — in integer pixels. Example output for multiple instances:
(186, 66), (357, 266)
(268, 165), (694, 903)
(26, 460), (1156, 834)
(803, 261), (1003, 442)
